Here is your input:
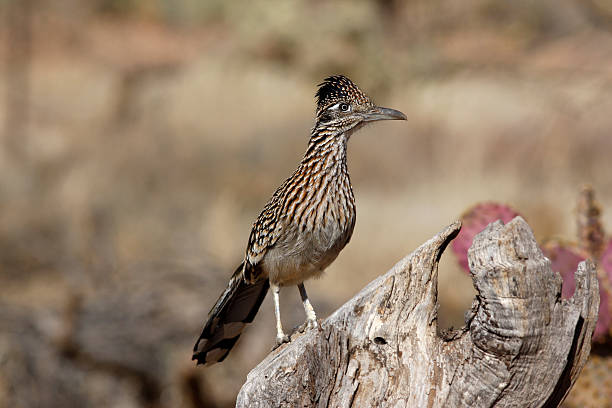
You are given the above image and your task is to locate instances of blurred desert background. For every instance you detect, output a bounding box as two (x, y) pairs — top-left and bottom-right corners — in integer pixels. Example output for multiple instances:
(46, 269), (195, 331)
(1, 0), (612, 407)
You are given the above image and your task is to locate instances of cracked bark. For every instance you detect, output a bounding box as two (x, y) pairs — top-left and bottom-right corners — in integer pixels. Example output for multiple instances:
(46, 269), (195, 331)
(236, 217), (599, 408)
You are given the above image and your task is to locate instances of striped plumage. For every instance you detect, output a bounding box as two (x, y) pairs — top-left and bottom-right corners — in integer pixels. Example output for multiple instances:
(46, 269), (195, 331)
(193, 75), (406, 365)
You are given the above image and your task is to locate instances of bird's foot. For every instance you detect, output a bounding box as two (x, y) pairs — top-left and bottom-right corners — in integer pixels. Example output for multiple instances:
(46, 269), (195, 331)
(272, 333), (290, 350)
(298, 318), (319, 333)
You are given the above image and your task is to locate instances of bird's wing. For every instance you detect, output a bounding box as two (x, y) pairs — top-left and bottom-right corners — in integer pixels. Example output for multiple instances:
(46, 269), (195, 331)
(243, 195), (284, 283)
(242, 171), (302, 283)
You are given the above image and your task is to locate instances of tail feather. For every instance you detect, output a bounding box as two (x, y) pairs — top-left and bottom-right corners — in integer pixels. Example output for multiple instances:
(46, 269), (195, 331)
(193, 263), (269, 365)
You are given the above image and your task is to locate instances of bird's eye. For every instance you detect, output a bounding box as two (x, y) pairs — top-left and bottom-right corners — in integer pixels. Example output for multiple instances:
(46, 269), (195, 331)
(340, 103), (350, 112)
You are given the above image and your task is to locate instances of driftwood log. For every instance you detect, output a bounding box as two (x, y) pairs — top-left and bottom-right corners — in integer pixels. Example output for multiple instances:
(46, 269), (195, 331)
(237, 217), (599, 407)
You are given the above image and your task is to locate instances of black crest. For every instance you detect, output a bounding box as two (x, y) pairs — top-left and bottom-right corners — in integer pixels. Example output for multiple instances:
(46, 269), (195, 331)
(315, 75), (371, 114)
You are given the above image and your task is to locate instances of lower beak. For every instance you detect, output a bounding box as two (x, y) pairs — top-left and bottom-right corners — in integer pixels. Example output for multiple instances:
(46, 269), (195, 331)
(362, 106), (407, 122)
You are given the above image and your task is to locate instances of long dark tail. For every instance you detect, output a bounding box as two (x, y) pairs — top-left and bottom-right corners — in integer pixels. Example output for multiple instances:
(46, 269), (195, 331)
(192, 262), (269, 365)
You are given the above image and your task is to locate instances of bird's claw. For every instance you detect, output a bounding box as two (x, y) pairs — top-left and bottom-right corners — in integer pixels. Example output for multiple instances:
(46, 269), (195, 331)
(272, 334), (290, 350)
(298, 318), (318, 333)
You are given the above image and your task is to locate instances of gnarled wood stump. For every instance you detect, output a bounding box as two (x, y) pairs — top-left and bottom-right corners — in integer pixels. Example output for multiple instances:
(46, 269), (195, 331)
(237, 217), (599, 407)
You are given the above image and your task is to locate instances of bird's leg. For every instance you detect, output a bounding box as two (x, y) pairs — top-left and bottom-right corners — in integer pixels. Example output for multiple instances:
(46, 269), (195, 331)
(298, 283), (318, 330)
(271, 283), (290, 347)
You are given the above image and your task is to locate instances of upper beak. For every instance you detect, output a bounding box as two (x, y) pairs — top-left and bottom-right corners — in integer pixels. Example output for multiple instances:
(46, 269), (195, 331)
(362, 106), (407, 122)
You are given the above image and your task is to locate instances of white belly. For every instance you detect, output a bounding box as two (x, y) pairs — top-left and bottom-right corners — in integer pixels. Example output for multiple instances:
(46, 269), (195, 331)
(263, 212), (354, 286)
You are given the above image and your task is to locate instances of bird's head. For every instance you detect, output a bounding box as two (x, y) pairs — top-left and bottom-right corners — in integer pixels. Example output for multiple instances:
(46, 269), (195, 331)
(314, 75), (406, 134)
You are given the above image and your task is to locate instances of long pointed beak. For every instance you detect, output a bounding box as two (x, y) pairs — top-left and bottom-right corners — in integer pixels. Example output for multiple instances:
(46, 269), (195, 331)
(362, 106), (407, 122)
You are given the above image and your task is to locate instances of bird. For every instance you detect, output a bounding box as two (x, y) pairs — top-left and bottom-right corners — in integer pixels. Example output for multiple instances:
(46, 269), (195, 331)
(193, 75), (406, 365)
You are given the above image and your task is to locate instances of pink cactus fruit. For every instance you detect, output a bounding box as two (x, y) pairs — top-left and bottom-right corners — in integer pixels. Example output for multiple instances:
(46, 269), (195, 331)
(541, 241), (587, 299)
(599, 238), (612, 339)
(577, 185), (606, 259)
(452, 202), (520, 272)
(542, 239), (611, 342)
(601, 240), (612, 280)
(575, 185), (612, 341)
(565, 188), (612, 408)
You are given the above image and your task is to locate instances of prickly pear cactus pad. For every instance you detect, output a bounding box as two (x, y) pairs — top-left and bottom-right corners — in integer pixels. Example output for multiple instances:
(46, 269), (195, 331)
(452, 202), (520, 272)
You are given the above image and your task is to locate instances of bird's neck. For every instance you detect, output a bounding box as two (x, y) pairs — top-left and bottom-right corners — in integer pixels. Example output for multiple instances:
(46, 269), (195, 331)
(302, 127), (350, 175)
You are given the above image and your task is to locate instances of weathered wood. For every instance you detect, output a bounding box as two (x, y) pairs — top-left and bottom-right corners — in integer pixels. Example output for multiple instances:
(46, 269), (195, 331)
(236, 217), (599, 407)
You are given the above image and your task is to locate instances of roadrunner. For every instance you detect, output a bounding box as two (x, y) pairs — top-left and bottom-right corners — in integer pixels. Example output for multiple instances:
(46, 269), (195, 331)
(193, 75), (406, 365)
